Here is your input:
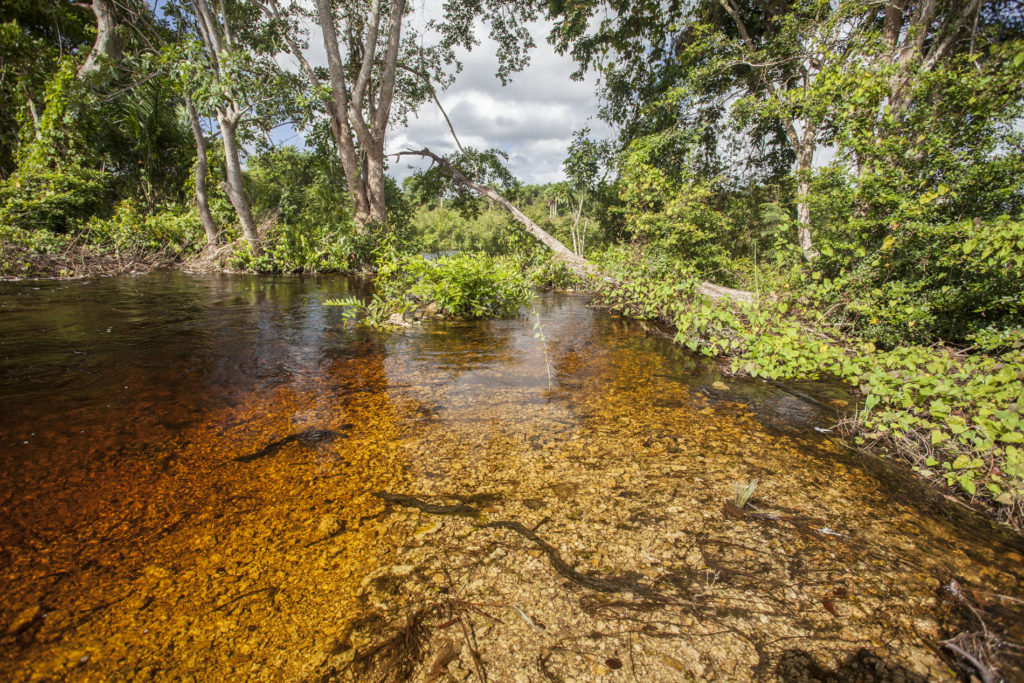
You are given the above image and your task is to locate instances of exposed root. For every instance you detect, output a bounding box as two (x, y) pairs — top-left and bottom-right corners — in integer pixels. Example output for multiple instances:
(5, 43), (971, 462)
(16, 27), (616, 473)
(374, 491), (481, 517)
(942, 636), (996, 683)
(374, 491), (689, 602)
(482, 520), (671, 600)
(941, 578), (1024, 682)
(1, 241), (177, 280)
(342, 607), (433, 683)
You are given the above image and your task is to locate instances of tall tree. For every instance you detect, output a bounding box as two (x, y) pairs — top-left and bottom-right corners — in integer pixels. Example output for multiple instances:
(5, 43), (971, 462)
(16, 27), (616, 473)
(545, 0), (1021, 261)
(186, 0), (259, 248)
(258, 0), (538, 229)
(170, 0), (297, 250)
(185, 98), (219, 246)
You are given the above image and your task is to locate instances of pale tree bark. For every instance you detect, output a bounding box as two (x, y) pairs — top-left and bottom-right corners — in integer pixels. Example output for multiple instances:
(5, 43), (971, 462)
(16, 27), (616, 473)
(191, 0), (260, 251)
(570, 190), (585, 256)
(77, 0), (122, 77)
(218, 111), (259, 247)
(313, 0), (371, 225)
(254, 0), (367, 224)
(884, 0), (985, 117)
(23, 87), (41, 139)
(794, 126), (819, 261)
(264, 0), (405, 229)
(186, 100), (219, 247)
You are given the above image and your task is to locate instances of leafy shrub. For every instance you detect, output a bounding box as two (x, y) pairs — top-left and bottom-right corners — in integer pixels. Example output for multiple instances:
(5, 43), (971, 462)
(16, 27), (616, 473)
(0, 224), (75, 277)
(405, 252), (530, 318)
(816, 217), (1024, 346)
(0, 224), (72, 253)
(592, 244), (705, 319)
(517, 251), (580, 289)
(615, 130), (731, 272)
(228, 221), (367, 274)
(0, 165), (110, 233)
(83, 200), (203, 258)
(408, 206), (512, 255)
(330, 251), (532, 325)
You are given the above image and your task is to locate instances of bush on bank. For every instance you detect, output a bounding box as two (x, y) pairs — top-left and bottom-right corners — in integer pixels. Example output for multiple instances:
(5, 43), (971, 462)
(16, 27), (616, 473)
(592, 239), (1024, 529)
(327, 250), (531, 326)
(227, 222), (370, 274)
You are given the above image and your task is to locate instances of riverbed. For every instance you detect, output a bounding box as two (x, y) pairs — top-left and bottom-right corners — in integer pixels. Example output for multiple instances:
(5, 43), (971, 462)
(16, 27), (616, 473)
(1, 272), (1022, 681)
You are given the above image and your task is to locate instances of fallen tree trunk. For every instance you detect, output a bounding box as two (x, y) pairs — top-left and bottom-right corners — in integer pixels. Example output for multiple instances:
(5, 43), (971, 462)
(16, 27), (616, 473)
(396, 147), (753, 303)
(398, 148), (594, 277)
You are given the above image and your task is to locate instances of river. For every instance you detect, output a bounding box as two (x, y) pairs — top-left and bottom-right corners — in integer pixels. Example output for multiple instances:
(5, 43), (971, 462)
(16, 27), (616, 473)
(1, 272), (1022, 681)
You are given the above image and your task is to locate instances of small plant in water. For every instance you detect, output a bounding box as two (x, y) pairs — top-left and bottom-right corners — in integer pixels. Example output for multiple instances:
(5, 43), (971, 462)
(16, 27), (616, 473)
(734, 479), (758, 508)
(530, 299), (554, 389)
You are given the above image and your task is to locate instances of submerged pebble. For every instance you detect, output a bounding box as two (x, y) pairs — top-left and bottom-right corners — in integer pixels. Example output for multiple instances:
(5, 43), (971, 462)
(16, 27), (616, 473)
(0, 276), (1021, 681)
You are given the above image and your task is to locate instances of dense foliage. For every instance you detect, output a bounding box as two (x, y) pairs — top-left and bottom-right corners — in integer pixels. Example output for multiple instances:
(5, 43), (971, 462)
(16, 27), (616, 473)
(326, 245), (532, 326)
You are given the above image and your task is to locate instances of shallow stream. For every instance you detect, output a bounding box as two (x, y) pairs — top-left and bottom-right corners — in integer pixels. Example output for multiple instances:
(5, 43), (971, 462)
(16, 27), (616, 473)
(1, 272), (1022, 681)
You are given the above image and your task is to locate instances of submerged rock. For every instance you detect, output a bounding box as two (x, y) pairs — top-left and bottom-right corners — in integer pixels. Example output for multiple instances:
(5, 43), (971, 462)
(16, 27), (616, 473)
(6, 605), (41, 636)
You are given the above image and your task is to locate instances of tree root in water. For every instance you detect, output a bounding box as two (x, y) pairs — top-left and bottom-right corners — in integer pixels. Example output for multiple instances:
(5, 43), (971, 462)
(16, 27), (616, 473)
(482, 520), (669, 600)
(234, 427), (349, 463)
(941, 578), (1024, 683)
(374, 491), (692, 602)
(373, 492), (481, 517)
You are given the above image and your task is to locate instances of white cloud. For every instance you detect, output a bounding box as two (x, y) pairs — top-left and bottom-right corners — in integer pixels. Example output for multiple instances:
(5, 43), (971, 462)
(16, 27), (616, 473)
(277, 11), (609, 185)
(388, 20), (610, 184)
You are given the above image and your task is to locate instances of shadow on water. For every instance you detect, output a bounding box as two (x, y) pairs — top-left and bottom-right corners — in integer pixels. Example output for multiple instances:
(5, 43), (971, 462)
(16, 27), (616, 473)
(0, 277), (1021, 681)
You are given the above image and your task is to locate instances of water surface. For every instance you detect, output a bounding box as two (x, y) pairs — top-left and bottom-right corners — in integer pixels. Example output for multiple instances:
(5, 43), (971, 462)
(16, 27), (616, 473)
(1, 272), (1022, 681)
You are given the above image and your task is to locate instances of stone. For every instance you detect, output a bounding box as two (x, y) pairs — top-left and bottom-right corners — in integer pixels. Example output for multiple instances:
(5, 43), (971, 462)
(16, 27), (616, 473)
(318, 515), (342, 537)
(7, 605), (41, 636)
(389, 564), (415, 577)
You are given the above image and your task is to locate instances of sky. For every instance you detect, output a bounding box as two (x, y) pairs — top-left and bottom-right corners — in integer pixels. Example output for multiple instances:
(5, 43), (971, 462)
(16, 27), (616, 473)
(277, 16), (611, 186)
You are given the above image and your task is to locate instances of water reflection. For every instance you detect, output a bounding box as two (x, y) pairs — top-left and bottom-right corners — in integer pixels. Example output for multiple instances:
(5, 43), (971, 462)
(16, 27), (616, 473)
(0, 274), (1021, 681)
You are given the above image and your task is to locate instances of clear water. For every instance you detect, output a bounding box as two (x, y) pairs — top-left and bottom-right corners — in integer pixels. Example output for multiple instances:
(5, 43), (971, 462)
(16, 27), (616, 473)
(1, 272), (1021, 681)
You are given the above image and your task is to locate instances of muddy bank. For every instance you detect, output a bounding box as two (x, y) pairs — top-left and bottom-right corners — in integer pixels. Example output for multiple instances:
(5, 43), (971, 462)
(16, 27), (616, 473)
(0, 275), (1021, 681)
(0, 240), (181, 280)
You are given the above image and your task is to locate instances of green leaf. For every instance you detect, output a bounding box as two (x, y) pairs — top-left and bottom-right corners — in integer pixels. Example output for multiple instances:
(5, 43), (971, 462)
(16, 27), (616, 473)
(959, 475), (976, 496)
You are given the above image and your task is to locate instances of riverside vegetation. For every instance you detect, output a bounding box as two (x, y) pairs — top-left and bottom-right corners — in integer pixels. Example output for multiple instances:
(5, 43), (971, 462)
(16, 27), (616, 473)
(1, 0), (1022, 535)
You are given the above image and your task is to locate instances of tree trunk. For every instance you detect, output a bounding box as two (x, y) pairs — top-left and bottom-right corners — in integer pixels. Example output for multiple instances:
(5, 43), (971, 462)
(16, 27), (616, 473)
(570, 191), (585, 256)
(365, 141), (388, 224)
(218, 114), (260, 251)
(794, 130), (819, 261)
(314, 0), (372, 228)
(78, 0), (122, 77)
(187, 101), (219, 248)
